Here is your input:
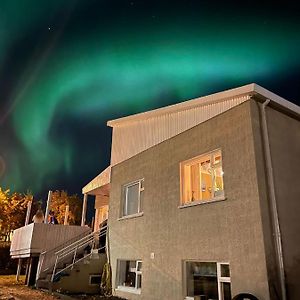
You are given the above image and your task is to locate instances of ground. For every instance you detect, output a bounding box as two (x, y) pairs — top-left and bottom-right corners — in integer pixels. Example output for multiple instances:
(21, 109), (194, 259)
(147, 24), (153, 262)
(0, 276), (125, 300)
(0, 276), (58, 300)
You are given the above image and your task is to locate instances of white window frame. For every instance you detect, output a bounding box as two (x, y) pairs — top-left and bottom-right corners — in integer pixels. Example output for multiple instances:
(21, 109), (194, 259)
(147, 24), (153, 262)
(122, 179), (144, 217)
(180, 149), (225, 207)
(184, 261), (231, 300)
(217, 262), (231, 300)
(116, 260), (142, 294)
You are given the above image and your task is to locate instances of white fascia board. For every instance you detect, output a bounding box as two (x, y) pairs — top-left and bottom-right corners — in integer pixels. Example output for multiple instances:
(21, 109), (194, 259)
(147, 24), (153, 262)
(107, 83), (256, 127)
(82, 165), (111, 194)
(107, 83), (300, 128)
(252, 84), (300, 116)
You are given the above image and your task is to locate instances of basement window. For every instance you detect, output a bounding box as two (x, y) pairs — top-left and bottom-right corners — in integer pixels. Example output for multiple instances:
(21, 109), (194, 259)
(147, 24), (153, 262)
(89, 274), (101, 285)
(180, 149), (224, 205)
(122, 179), (144, 217)
(117, 260), (142, 294)
(185, 261), (231, 300)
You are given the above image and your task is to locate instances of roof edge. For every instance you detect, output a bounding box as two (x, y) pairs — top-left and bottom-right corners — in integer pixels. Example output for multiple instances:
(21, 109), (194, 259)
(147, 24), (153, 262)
(82, 165), (111, 194)
(107, 83), (256, 127)
(252, 84), (300, 116)
(107, 83), (299, 127)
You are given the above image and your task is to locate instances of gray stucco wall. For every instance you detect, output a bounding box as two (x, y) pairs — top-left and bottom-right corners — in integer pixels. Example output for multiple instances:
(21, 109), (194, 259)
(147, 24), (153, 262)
(53, 253), (106, 294)
(251, 100), (300, 300)
(108, 101), (270, 300)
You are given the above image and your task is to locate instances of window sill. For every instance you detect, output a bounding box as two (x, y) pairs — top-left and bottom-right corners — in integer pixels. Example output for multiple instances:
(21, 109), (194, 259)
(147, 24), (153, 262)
(118, 212), (144, 221)
(116, 286), (141, 294)
(178, 196), (226, 209)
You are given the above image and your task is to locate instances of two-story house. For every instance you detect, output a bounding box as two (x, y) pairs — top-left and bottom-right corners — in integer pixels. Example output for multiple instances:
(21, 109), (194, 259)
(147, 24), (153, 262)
(83, 83), (300, 300)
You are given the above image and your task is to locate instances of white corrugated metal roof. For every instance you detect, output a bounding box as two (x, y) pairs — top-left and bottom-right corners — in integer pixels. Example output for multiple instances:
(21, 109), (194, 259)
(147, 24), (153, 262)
(107, 83), (300, 127)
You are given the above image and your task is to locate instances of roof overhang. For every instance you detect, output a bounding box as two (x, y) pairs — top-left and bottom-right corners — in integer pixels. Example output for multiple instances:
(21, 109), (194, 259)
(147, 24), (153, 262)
(82, 165), (111, 195)
(107, 83), (300, 127)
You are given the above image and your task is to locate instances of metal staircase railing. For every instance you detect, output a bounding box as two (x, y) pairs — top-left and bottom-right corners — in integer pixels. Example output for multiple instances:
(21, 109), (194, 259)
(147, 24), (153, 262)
(37, 228), (92, 279)
(37, 226), (107, 282)
(50, 225), (107, 282)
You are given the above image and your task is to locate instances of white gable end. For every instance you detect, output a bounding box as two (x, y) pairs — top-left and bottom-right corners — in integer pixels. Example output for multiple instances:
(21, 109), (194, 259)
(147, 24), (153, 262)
(110, 94), (250, 166)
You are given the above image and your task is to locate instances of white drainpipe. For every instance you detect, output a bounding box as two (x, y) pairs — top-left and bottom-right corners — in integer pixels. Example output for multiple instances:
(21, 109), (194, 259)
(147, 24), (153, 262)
(260, 99), (286, 300)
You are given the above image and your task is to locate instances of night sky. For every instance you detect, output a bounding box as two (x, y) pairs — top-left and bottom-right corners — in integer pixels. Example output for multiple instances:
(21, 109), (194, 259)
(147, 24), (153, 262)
(1, 0), (300, 201)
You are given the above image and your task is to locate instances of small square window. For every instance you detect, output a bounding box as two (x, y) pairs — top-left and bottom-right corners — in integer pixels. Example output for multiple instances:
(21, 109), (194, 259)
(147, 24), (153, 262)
(122, 179), (144, 217)
(220, 264), (230, 278)
(180, 149), (224, 205)
(89, 274), (101, 285)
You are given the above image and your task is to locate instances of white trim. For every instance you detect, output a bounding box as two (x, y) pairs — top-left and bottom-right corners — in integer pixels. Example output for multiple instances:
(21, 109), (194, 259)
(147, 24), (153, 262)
(116, 286), (142, 294)
(181, 148), (221, 166)
(108, 85), (253, 126)
(118, 212), (144, 221)
(178, 196), (226, 209)
(116, 260), (143, 294)
(122, 179), (144, 218)
(184, 261), (231, 300)
(217, 262), (231, 300)
(82, 165), (111, 194)
(107, 83), (300, 127)
(253, 84), (300, 116)
(180, 149), (225, 206)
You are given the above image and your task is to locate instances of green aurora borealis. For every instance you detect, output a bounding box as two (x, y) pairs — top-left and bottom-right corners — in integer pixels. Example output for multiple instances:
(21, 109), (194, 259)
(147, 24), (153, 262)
(1, 0), (300, 198)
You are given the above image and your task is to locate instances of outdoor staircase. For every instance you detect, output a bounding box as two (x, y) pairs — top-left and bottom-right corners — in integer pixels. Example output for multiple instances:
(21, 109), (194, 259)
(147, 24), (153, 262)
(36, 225), (107, 293)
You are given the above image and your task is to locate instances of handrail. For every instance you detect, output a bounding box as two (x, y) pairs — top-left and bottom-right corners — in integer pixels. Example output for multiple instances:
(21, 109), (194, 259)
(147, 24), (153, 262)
(54, 245), (106, 279)
(56, 230), (104, 261)
(56, 236), (94, 261)
(38, 229), (108, 277)
(40, 228), (92, 256)
(37, 227), (92, 279)
(50, 226), (108, 282)
(55, 228), (102, 256)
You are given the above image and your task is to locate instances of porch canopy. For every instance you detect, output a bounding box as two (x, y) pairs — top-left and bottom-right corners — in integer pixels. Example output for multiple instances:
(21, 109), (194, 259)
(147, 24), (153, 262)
(82, 165), (111, 195)
(81, 166), (111, 226)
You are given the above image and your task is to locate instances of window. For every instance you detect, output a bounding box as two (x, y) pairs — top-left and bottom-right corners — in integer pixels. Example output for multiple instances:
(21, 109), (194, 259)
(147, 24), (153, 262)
(185, 261), (231, 300)
(180, 149), (224, 205)
(122, 179), (144, 217)
(117, 260), (142, 293)
(89, 274), (101, 285)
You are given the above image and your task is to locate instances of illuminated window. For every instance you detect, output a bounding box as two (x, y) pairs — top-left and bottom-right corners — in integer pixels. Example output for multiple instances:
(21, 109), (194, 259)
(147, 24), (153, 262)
(117, 260), (142, 294)
(180, 149), (224, 205)
(185, 261), (231, 300)
(122, 179), (144, 217)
